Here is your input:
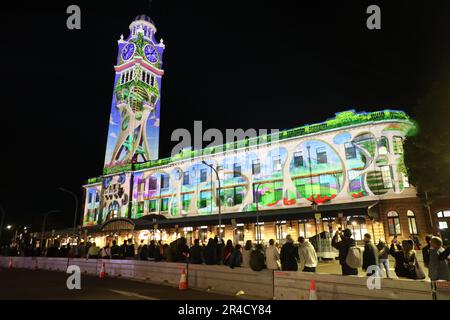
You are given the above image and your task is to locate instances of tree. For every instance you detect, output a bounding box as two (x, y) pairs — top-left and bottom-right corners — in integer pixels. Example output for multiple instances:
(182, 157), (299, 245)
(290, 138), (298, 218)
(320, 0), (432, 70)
(404, 77), (450, 200)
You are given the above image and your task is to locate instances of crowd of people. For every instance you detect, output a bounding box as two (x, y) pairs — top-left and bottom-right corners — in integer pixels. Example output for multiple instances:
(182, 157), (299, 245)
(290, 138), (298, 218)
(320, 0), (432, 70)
(1, 229), (449, 282)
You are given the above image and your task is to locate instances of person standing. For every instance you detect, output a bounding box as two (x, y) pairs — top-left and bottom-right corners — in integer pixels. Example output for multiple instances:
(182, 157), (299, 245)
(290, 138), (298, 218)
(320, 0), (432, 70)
(332, 228), (358, 276)
(265, 239), (281, 270)
(298, 236), (318, 272)
(148, 240), (156, 260)
(204, 238), (218, 265)
(376, 239), (391, 278)
(428, 236), (450, 281)
(280, 235), (299, 271)
(242, 240), (253, 268)
(139, 244), (149, 260)
(422, 235), (432, 269)
(362, 233), (379, 276)
(189, 239), (203, 264)
(120, 240), (127, 259)
(126, 239), (135, 259)
(390, 239), (425, 280)
(223, 240), (234, 266)
(111, 240), (120, 259)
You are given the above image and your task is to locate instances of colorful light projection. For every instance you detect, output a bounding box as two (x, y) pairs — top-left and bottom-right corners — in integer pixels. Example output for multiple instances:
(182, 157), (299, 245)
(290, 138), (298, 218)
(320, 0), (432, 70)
(103, 15), (165, 173)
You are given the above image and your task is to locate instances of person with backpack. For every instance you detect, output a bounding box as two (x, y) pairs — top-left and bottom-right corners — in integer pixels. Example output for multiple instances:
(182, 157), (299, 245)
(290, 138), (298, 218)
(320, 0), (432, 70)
(332, 228), (359, 276)
(362, 233), (379, 276)
(250, 244), (266, 271)
(280, 235), (299, 271)
(298, 236), (318, 272)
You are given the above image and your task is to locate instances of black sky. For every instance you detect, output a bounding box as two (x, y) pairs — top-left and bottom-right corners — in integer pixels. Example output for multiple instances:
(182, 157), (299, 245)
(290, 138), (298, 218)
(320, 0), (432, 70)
(1, 0), (449, 230)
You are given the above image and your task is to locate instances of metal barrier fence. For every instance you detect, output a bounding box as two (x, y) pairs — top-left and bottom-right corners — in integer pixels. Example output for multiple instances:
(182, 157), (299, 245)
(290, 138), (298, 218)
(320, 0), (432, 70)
(0, 256), (448, 300)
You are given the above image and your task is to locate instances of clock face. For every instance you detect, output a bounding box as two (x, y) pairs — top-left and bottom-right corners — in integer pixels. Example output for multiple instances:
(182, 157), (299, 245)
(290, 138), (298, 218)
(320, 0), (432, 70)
(144, 44), (159, 63)
(121, 43), (135, 61)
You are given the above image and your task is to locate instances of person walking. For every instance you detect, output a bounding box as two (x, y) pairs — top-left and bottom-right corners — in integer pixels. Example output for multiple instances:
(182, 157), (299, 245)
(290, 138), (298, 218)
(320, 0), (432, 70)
(332, 228), (358, 276)
(422, 235), (432, 269)
(362, 233), (379, 276)
(242, 240), (253, 268)
(376, 239), (391, 278)
(250, 244), (266, 271)
(189, 239), (203, 264)
(280, 235), (299, 271)
(298, 236), (318, 272)
(265, 239), (281, 270)
(428, 236), (450, 281)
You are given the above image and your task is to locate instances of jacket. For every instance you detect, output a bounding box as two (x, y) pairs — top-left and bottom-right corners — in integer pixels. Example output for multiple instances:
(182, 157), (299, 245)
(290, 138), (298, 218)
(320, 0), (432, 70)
(422, 244), (431, 267)
(362, 242), (379, 271)
(332, 234), (356, 267)
(204, 243), (218, 265)
(250, 250), (266, 271)
(280, 242), (299, 271)
(298, 241), (318, 268)
(429, 247), (450, 281)
(376, 243), (389, 260)
(189, 245), (203, 264)
(229, 250), (242, 269)
(389, 244), (424, 279)
(265, 245), (280, 270)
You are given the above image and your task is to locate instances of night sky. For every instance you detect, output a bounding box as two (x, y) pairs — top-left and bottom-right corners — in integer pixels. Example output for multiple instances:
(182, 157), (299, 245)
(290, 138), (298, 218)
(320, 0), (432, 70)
(1, 0), (449, 231)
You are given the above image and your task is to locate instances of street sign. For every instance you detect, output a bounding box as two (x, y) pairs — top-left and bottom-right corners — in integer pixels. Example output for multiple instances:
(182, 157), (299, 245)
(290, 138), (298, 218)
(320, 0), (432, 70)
(314, 213), (322, 220)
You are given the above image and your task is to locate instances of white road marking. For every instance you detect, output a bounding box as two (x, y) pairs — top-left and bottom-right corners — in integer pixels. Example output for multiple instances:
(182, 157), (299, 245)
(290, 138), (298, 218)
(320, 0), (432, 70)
(108, 289), (160, 300)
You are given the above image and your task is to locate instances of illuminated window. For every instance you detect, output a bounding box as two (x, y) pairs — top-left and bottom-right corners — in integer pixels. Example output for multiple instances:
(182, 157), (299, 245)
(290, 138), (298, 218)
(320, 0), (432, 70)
(160, 175), (169, 189)
(294, 152), (304, 167)
(182, 193), (191, 211)
(377, 137), (389, 155)
(439, 221), (448, 230)
(199, 191), (210, 209)
(252, 159), (261, 175)
(393, 136), (404, 155)
(149, 200), (157, 212)
(160, 198), (169, 212)
(254, 223), (265, 241)
(298, 220), (312, 238)
(345, 143), (356, 159)
(275, 221), (287, 241)
(199, 227), (208, 243)
(316, 147), (327, 164)
(183, 172), (190, 185)
(380, 166), (393, 188)
(387, 211), (401, 235)
(436, 210), (450, 218)
(235, 224), (244, 242)
(273, 156), (282, 172)
(200, 169), (208, 183)
(407, 210), (418, 235)
(233, 163), (241, 177)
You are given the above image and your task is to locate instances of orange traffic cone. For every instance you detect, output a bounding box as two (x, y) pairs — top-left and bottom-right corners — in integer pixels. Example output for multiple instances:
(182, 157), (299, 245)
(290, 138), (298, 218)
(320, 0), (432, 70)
(309, 279), (317, 300)
(99, 262), (106, 279)
(8, 257), (13, 270)
(178, 267), (188, 291)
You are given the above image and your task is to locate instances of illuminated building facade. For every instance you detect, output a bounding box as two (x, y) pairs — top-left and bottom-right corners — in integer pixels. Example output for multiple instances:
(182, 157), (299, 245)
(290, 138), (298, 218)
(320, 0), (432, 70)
(81, 15), (437, 248)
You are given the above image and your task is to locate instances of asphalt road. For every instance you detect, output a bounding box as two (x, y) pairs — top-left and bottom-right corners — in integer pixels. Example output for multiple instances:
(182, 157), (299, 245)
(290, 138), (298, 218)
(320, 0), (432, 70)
(0, 268), (238, 300)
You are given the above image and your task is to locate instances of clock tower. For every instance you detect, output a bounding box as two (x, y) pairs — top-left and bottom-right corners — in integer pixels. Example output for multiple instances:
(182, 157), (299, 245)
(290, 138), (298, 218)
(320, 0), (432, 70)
(104, 15), (165, 171)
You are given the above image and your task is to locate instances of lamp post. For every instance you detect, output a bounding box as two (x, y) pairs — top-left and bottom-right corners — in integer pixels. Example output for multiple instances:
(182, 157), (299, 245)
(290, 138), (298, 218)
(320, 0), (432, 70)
(40, 210), (61, 251)
(202, 161), (222, 243)
(0, 204), (5, 246)
(59, 187), (79, 246)
(254, 182), (263, 244)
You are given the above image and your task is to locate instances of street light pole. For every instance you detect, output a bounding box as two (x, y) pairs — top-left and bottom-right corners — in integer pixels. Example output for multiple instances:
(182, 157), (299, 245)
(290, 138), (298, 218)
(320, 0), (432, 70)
(0, 204), (5, 246)
(40, 210), (61, 251)
(59, 187), (79, 245)
(254, 182), (263, 244)
(202, 161), (222, 243)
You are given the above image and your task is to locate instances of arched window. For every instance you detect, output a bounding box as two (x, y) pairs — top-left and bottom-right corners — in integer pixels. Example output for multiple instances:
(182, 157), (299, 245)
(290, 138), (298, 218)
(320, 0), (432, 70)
(387, 211), (401, 236)
(407, 210), (418, 235)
